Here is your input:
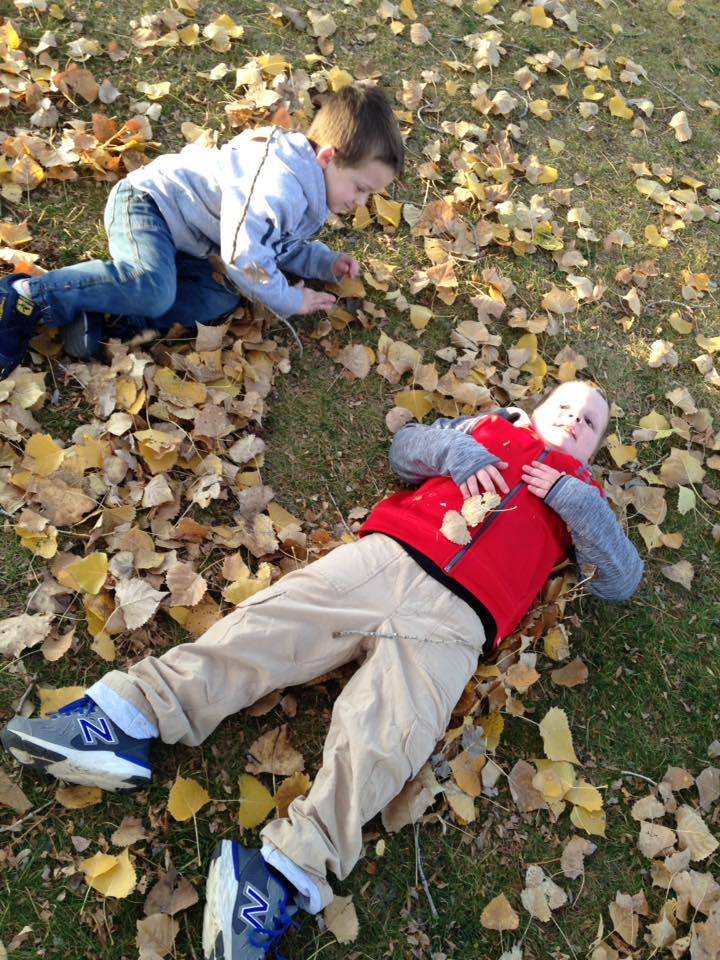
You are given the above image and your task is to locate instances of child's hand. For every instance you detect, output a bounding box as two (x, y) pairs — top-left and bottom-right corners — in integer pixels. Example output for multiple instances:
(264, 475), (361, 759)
(294, 281), (337, 315)
(460, 461), (509, 498)
(522, 461), (563, 499)
(333, 255), (361, 280)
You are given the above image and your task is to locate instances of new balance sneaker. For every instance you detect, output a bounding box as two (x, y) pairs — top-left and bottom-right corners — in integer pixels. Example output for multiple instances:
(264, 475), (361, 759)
(0, 695), (152, 792)
(203, 841), (300, 960)
(0, 273), (39, 379)
(60, 311), (105, 359)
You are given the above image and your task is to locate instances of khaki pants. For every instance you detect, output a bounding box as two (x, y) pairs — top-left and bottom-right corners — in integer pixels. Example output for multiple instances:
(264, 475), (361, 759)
(101, 534), (485, 906)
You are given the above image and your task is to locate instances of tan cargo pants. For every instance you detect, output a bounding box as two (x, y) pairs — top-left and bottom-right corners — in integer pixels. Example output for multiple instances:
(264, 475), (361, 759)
(100, 534), (486, 906)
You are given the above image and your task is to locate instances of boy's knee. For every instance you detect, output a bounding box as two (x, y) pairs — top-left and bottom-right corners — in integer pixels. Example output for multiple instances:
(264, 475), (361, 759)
(114, 262), (176, 317)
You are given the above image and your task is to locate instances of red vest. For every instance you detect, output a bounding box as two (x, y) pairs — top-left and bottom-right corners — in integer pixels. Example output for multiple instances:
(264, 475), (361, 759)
(361, 415), (603, 646)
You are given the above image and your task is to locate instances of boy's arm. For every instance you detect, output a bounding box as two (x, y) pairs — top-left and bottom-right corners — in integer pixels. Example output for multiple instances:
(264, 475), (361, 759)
(389, 414), (502, 486)
(277, 239), (340, 283)
(544, 475), (644, 601)
(220, 191), (304, 318)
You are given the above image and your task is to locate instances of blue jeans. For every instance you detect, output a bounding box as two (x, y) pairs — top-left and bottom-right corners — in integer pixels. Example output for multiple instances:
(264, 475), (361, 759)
(27, 180), (242, 333)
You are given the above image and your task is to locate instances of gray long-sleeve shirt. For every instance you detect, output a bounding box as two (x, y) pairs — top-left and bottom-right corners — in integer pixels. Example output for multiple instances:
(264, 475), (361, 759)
(125, 127), (339, 318)
(389, 411), (643, 603)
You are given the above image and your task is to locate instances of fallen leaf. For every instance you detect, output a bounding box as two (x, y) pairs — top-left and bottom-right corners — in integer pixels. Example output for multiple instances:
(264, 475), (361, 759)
(481, 893), (520, 931)
(676, 805), (719, 860)
(167, 776), (210, 822)
(560, 835), (596, 879)
(550, 657), (588, 687)
(135, 914), (179, 959)
(324, 895), (359, 944)
(238, 773), (275, 829)
(0, 768), (32, 813)
(274, 771), (312, 818)
(81, 849), (137, 898)
(246, 725), (304, 776)
(55, 784), (103, 809)
(539, 707), (579, 764)
(0, 613), (54, 658)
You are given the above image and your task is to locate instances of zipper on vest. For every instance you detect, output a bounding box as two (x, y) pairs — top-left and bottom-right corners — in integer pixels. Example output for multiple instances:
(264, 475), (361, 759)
(443, 448), (552, 574)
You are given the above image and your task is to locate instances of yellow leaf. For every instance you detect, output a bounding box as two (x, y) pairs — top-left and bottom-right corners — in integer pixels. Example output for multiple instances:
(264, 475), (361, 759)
(696, 334), (720, 353)
(480, 711), (504, 751)
(609, 93), (633, 119)
(56, 784), (103, 809)
(582, 85), (605, 102)
(373, 194), (402, 228)
(81, 848), (137, 898)
(135, 429), (181, 474)
(677, 486), (695, 515)
(400, 0), (417, 18)
(17, 523), (58, 559)
(23, 434), (64, 477)
(669, 110), (692, 142)
(530, 5), (553, 27)
(444, 782), (476, 822)
(352, 204), (372, 229)
(223, 577), (269, 605)
(167, 775), (210, 821)
(327, 67), (353, 92)
(639, 410), (670, 431)
(645, 224), (668, 248)
(607, 434), (637, 468)
(529, 99), (552, 120)
(565, 780), (603, 811)
(409, 305), (433, 331)
(450, 750), (486, 797)
(544, 625), (570, 661)
(570, 804), (607, 837)
(238, 773), (275, 829)
(154, 367), (207, 407)
(395, 389), (433, 420)
(38, 686), (86, 717)
(274, 771), (312, 818)
(667, 0), (686, 16)
(539, 707), (579, 764)
(61, 553), (109, 595)
(0, 21), (22, 48)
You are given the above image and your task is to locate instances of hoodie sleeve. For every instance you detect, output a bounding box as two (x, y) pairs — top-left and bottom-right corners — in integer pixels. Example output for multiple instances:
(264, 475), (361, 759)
(277, 238), (340, 282)
(219, 147), (306, 318)
(389, 415), (501, 486)
(545, 475), (644, 601)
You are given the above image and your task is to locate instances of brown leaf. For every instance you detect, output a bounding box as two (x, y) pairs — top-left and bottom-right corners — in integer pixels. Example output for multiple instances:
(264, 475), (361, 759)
(245, 724), (304, 776)
(663, 766), (695, 791)
(549, 657), (588, 688)
(480, 893), (519, 931)
(111, 816), (148, 847)
(381, 777), (435, 833)
(638, 820), (677, 859)
(0, 767), (32, 813)
(696, 767), (720, 811)
(135, 914), (179, 959)
(274, 771), (312, 818)
(324, 895), (359, 944)
(660, 560), (694, 590)
(0, 612), (54, 658)
(165, 562), (207, 607)
(508, 760), (547, 812)
(560, 835), (596, 879)
(144, 863), (199, 917)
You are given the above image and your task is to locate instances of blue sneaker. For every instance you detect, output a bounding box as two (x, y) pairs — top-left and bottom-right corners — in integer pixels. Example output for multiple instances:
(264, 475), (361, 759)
(203, 841), (300, 959)
(0, 273), (39, 378)
(60, 311), (105, 359)
(0, 695), (152, 792)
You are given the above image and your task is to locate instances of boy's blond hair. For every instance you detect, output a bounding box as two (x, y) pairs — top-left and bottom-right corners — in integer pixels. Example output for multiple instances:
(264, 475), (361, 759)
(307, 84), (404, 176)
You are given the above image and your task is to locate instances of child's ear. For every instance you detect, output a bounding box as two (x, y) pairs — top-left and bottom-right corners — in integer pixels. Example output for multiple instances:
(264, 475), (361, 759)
(315, 145), (336, 168)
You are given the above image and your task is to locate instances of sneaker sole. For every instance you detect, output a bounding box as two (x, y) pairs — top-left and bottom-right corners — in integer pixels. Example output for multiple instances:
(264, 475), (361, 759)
(202, 841), (237, 960)
(0, 728), (151, 793)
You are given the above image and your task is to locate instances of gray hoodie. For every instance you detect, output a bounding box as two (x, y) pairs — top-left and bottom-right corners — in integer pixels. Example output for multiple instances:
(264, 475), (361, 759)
(125, 127), (339, 317)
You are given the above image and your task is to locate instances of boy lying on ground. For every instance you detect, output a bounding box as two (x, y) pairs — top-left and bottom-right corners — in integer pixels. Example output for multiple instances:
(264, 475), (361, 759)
(2, 379), (643, 960)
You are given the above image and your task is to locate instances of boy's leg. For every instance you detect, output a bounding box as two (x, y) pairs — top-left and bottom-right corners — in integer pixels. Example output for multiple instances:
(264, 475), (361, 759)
(25, 181), (179, 330)
(149, 252), (243, 332)
(261, 576), (485, 909)
(90, 535), (425, 746)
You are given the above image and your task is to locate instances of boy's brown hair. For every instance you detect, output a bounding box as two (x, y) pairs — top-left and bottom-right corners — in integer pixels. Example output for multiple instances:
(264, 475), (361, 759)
(308, 84), (404, 176)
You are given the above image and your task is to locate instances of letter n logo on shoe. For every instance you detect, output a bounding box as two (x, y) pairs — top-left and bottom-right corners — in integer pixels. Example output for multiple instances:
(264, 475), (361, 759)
(78, 717), (118, 745)
(239, 883), (269, 933)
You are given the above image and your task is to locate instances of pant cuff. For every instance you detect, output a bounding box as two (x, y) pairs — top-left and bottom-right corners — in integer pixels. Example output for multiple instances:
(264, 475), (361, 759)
(260, 824), (335, 909)
(90, 671), (159, 734)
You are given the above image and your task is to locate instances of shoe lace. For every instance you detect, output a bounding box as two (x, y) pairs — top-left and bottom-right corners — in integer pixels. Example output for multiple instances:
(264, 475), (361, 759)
(247, 897), (300, 959)
(52, 696), (94, 717)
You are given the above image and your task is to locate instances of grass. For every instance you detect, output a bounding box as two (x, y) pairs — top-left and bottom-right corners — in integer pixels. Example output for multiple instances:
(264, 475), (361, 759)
(1, 0), (719, 957)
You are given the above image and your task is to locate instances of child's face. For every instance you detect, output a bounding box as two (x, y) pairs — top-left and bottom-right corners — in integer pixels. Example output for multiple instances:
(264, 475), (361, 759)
(317, 150), (396, 215)
(530, 381), (609, 463)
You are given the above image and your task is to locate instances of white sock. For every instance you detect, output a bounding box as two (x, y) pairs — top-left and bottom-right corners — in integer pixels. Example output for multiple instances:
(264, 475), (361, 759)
(13, 279), (31, 299)
(261, 845), (324, 914)
(86, 681), (159, 740)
